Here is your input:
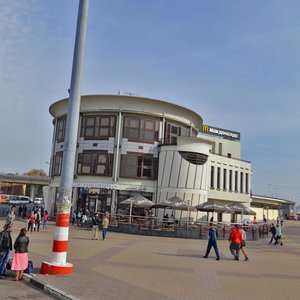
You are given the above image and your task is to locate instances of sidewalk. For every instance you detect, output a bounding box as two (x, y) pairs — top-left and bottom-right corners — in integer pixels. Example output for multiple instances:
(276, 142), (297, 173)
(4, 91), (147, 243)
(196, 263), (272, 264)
(3, 219), (300, 300)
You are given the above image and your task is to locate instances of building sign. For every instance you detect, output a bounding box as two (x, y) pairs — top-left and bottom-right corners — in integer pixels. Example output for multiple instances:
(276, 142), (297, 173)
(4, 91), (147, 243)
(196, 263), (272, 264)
(73, 182), (146, 191)
(201, 125), (240, 141)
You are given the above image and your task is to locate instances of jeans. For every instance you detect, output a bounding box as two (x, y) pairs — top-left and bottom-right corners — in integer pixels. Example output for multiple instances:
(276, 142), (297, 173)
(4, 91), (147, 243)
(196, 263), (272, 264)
(230, 243), (240, 259)
(43, 220), (48, 229)
(269, 234), (276, 244)
(102, 228), (107, 240)
(205, 240), (220, 258)
(0, 249), (9, 275)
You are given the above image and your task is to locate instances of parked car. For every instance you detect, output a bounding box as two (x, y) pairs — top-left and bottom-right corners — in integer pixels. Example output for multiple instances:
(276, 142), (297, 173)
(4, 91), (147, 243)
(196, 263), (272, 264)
(288, 215), (298, 221)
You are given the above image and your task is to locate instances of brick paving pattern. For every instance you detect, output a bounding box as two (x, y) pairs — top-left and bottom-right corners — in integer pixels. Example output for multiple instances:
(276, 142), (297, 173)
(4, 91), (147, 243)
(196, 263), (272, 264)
(2, 219), (300, 300)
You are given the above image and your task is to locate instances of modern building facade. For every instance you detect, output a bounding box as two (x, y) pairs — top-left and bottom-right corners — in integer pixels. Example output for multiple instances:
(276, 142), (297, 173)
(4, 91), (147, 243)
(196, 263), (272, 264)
(47, 94), (294, 222)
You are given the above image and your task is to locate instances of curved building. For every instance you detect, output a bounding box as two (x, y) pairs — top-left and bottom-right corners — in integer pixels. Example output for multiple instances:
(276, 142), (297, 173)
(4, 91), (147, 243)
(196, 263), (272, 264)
(48, 95), (213, 218)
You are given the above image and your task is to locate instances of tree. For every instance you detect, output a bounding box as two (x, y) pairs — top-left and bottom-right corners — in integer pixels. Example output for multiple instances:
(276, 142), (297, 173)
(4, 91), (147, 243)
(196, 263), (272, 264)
(24, 169), (47, 177)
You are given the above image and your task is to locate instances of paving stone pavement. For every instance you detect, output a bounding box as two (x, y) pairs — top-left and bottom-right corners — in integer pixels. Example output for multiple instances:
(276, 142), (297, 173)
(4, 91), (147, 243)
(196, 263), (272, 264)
(1, 219), (300, 300)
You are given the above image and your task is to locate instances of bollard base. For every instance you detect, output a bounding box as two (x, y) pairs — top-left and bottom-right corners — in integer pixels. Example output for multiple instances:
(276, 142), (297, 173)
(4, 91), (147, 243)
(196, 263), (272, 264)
(40, 261), (73, 275)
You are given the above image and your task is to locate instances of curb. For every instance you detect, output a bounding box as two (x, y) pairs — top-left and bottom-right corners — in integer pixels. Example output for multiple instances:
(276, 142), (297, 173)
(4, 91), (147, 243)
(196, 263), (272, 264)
(23, 273), (80, 300)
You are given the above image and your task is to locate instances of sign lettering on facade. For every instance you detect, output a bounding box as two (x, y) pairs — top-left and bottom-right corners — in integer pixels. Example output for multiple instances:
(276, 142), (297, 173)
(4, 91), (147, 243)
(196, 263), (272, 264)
(201, 124), (240, 141)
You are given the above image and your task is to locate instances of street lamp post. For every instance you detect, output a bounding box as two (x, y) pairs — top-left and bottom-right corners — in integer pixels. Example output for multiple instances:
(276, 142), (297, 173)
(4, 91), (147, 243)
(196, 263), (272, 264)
(40, 0), (89, 275)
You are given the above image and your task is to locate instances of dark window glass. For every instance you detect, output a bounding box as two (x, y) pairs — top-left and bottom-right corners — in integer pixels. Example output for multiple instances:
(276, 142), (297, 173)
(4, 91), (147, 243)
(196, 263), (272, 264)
(235, 171), (238, 192)
(240, 172), (244, 193)
(229, 170), (233, 191)
(56, 118), (66, 142)
(123, 116), (159, 143)
(217, 167), (221, 189)
(120, 154), (158, 179)
(77, 151), (113, 176)
(165, 122), (190, 144)
(52, 152), (63, 176)
(81, 115), (116, 140)
(210, 166), (214, 189)
(223, 169), (227, 190)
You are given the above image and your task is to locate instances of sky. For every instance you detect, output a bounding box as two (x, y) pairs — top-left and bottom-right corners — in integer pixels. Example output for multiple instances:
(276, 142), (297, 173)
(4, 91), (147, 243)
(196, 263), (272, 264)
(0, 0), (299, 203)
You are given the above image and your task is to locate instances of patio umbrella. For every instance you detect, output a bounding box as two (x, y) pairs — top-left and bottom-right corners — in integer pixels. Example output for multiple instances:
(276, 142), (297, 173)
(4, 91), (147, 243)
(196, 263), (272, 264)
(195, 201), (233, 213)
(227, 203), (256, 216)
(120, 195), (154, 224)
(194, 201), (233, 222)
(155, 196), (194, 211)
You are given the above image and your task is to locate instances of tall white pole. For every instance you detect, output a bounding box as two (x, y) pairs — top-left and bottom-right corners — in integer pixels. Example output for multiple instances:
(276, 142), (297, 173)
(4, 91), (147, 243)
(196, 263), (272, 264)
(41, 0), (89, 275)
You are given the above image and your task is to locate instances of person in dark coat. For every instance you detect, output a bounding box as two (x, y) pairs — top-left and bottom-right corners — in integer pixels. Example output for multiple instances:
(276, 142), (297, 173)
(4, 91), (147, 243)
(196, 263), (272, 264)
(203, 223), (220, 260)
(0, 223), (13, 278)
(269, 223), (277, 244)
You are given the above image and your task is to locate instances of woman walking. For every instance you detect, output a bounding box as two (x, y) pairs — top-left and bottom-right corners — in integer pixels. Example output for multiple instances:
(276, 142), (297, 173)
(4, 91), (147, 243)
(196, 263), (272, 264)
(11, 228), (29, 281)
(43, 210), (49, 229)
(239, 226), (249, 261)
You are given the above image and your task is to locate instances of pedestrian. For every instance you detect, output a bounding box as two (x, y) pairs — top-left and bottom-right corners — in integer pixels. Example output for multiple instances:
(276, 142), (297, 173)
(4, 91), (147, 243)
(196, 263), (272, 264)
(239, 226), (249, 261)
(0, 223), (13, 278)
(22, 206), (27, 219)
(102, 213), (110, 241)
(81, 211), (87, 227)
(18, 206), (22, 217)
(274, 224), (283, 246)
(11, 228), (29, 281)
(43, 210), (49, 229)
(229, 224), (242, 260)
(280, 216), (284, 227)
(35, 209), (41, 232)
(71, 211), (76, 226)
(203, 223), (220, 260)
(269, 223), (276, 244)
(5, 205), (16, 226)
(91, 213), (100, 240)
(77, 211), (82, 226)
(27, 211), (36, 233)
(276, 216), (280, 226)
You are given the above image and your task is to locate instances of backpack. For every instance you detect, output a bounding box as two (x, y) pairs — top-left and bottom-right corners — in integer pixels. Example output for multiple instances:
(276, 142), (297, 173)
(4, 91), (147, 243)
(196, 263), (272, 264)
(25, 260), (33, 274)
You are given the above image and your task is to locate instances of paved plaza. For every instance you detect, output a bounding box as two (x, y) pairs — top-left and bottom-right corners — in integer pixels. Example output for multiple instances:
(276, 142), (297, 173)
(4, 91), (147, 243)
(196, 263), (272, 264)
(1, 219), (300, 300)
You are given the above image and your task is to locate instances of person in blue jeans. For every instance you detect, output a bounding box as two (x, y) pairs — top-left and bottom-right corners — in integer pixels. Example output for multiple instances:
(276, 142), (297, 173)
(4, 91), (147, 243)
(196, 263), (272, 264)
(0, 223), (13, 278)
(102, 213), (110, 240)
(203, 223), (220, 260)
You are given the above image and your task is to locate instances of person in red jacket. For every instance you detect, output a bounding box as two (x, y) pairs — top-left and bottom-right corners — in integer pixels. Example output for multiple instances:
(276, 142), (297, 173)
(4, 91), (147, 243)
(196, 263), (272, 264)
(229, 224), (242, 260)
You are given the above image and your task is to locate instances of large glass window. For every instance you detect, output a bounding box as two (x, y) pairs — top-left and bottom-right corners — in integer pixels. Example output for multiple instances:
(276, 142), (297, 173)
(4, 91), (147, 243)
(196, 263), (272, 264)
(80, 115), (116, 140)
(235, 171), (238, 192)
(240, 172), (244, 193)
(165, 122), (191, 144)
(210, 166), (214, 189)
(52, 152), (63, 176)
(56, 118), (66, 142)
(229, 170), (233, 191)
(123, 116), (159, 143)
(245, 173), (249, 193)
(223, 169), (227, 190)
(120, 154), (158, 179)
(217, 167), (221, 189)
(77, 151), (113, 176)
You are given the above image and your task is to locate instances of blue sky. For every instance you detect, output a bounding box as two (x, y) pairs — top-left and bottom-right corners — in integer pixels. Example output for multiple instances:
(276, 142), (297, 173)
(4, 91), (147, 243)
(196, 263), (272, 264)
(0, 0), (299, 202)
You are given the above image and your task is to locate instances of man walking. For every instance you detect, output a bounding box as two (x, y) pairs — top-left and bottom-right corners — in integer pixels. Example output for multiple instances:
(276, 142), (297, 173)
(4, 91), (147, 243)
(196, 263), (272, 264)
(203, 223), (220, 260)
(269, 223), (277, 244)
(229, 224), (242, 260)
(0, 223), (13, 278)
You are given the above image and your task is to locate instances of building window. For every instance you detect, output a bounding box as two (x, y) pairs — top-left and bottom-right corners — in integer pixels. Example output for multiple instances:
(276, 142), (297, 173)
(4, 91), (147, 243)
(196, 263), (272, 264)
(223, 169), (227, 190)
(211, 142), (216, 154)
(56, 118), (66, 142)
(245, 173), (249, 193)
(219, 143), (222, 156)
(178, 151), (208, 165)
(77, 151), (113, 176)
(210, 166), (214, 189)
(80, 115), (116, 140)
(240, 172), (244, 193)
(235, 171), (238, 192)
(123, 116), (159, 143)
(120, 154), (158, 179)
(217, 167), (221, 189)
(52, 152), (63, 176)
(229, 170), (232, 191)
(165, 122), (190, 144)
